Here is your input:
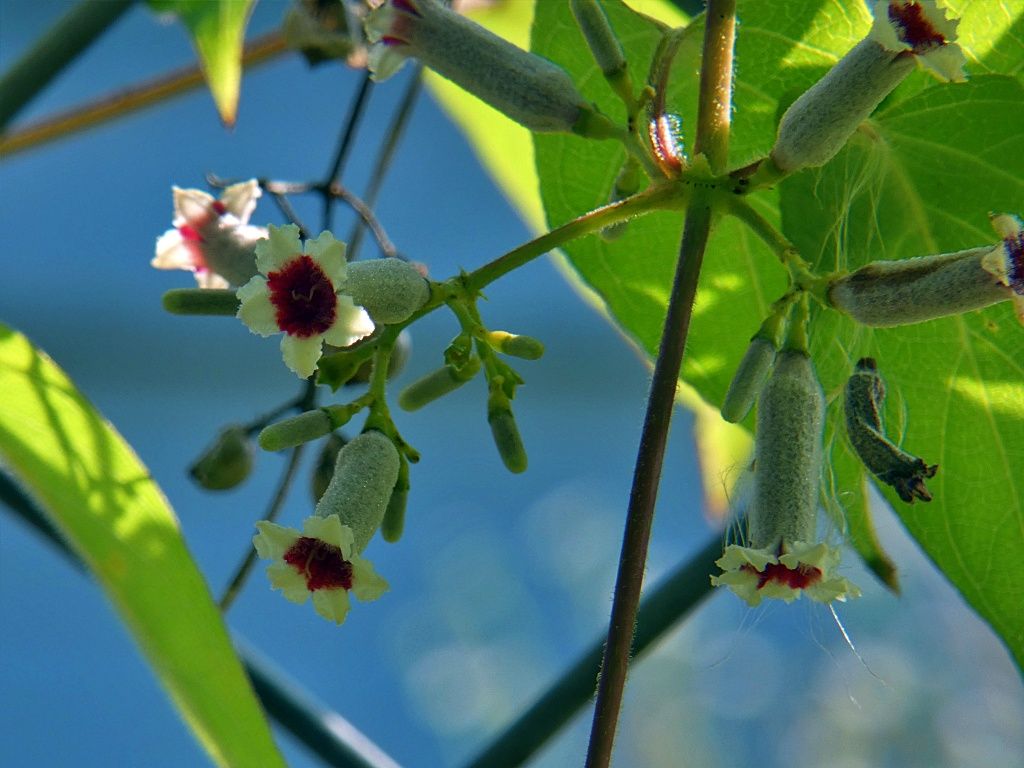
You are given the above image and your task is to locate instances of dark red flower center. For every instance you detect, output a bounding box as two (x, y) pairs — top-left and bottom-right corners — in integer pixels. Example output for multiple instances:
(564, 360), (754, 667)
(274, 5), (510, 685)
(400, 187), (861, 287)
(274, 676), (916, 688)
(1005, 233), (1024, 295)
(267, 255), (337, 338)
(283, 536), (354, 591)
(743, 562), (823, 591)
(889, 1), (947, 50)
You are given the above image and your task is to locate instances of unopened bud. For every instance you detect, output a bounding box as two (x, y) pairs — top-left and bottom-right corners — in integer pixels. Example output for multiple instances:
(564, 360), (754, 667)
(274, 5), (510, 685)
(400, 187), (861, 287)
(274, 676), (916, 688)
(485, 331), (545, 360)
(189, 425), (253, 490)
(398, 357), (481, 411)
(845, 358), (937, 502)
(365, 0), (614, 136)
(381, 453), (410, 543)
(570, 0), (632, 107)
(828, 246), (1012, 326)
(310, 432), (347, 504)
(488, 384), (527, 474)
(721, 337), (777, 423)
(259, 406), (355, 451)
(769, 1), (964, 175)
(344, 259), (430, 325)
(284, 0), (356, 65)
(315, 430), (401, 552)
(749, 350), (825, 550)
(163, 288), (240, 316)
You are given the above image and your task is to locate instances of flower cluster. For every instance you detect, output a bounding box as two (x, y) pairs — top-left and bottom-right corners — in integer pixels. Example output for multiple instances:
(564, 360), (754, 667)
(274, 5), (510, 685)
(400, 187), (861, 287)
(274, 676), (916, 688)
(712, 542), (860, 607)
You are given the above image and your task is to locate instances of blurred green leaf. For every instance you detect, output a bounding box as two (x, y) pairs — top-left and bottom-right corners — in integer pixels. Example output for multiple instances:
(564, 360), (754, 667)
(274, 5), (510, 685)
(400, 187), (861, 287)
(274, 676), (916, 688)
(779, 76), (1024, 669)
(0, 324), (286, 768)
(148, 0), (255, 125)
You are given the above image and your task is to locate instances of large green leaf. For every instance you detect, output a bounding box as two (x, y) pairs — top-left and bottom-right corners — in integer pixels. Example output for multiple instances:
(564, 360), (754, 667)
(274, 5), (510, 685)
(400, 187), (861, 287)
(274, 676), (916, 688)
(529, 0), (1024, 665)
(0, 325), (285, 768)
(148, 0), (255, 125)
(778, 76), (1024, 669)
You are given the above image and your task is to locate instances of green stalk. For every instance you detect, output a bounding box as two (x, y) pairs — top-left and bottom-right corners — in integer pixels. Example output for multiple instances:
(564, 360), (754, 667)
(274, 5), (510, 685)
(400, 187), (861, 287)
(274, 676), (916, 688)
(0, 0), (137, 131)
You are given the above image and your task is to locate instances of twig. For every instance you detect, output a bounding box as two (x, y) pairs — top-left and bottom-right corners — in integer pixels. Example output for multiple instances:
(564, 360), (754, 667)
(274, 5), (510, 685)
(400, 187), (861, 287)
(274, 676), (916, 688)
(323, 72), (374, 230)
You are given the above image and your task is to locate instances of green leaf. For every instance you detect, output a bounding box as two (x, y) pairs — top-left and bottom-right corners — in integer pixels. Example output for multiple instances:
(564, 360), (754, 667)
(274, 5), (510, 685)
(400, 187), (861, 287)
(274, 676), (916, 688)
(148, 0), (255, 125)
(778, 75), (1024, 669)
(0, 325), (286, 768)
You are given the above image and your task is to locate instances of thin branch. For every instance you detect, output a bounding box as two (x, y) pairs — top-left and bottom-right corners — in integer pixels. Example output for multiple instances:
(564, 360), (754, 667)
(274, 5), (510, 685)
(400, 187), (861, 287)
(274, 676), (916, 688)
(269, 191), (312, 240)
(326, 182), (400, 258)
(584, 197), (714, 768)
(219, 445), (306, 612)
(323, 72), (374, 230)
(348, 66), (423, 260)
(0, 32), (288, 158)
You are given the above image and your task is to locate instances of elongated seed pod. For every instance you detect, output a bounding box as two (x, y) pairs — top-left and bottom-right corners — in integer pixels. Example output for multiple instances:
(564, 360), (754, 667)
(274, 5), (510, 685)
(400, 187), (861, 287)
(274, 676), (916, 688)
(315, 430), (400, 553)
(721, 337), (778, 423)
(488, 405), (528, 474)
(259, 409), (332, 451)
(485, 331), (545, 360)
(749, 350), (825, 550)
(570, 0), (626, 78)
(844, 358), (937, 502)
(163, 288), (240, 316)
(381, 452), (410, 543)
(828, 246), (1012, 326)
(343, 259), (430, 325)
(398, 357), (481, 411)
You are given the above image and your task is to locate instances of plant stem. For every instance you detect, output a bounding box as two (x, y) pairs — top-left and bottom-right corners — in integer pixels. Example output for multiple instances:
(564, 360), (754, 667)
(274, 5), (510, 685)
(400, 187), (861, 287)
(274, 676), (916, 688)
(465, 183), (687, 293)
(0, 0), (137, 131)
(463, 535), (722, 768)
(0, 31), (287, 159)
(694, 0), (736, 174)
(584, 196), (713, 768)
(219, 445), (306, 612)
(322, 72), (374, 231)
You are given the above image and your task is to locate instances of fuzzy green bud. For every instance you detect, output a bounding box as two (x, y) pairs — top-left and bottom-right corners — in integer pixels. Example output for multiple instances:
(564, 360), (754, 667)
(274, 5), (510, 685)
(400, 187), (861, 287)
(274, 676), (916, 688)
(346, 329), (412, 386)
(259, 405), (356, 452)
(365, 0), (614, 136)
(749, 350), (825, 550)
(570, 0), (632, 109)
(381, 453), (410, 543)
(315, 430), (401, 552)
(398, 357), (481, 412)
(189, 426), (253, 490)
(828, 246), (1012, 327)
(162, 288), (240, 316)
(485, 331), (545, 361)
(343, 259), (430, 325)
(310, 432), (347, 504)
(488, 384), (528, 474)
(844, 358), (937, 502)
(721, 337), (778, 423)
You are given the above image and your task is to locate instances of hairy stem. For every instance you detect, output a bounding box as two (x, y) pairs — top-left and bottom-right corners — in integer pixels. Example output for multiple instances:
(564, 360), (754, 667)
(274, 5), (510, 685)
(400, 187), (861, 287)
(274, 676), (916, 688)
(694, 0), (736, 174)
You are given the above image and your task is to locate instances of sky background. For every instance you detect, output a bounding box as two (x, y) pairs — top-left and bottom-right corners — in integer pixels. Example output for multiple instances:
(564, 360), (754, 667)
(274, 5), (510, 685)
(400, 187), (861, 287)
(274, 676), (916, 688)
(1, 2), (1022, 767)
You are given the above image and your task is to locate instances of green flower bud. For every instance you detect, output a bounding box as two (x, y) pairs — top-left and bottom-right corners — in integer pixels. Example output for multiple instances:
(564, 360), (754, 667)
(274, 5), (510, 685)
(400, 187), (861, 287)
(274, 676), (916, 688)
(315, 430), (401, 552)
(381, 452), (410, 543)
(189, 425), (253, 491)
(398, 357), (481, 412)
(344, 329), (413, 386)
(749, 350), (825, 550)
(828, 246), (1012, 327)
(570, 0), (633, 109)
(284, 0), (356, 66)
(721, 337), (777, 424)
(310, 432), (347, 504)
(343, 259), (430, 325)
(259, 405), (356, 452)
(162, 288), (240, 316)
(844, 358), (937, 502)
(488, 385), (528, 474)
(365, 0), (616, 136)
(485, 331), (545, 360)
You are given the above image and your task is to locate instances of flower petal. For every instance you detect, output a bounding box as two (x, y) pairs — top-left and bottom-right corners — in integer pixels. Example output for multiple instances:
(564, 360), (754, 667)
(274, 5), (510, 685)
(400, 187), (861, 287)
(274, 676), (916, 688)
(312, 588), (352, 624)
(220, 179), (262, 223)
(172, 186), (215, 224)
(323, 300), (375, 348)
(267, 562), (312, 603)
(350, 556), (389, 602)
(305, 231), (347, 282)
(281, 334), (325, 378)
(237, 277), (279, 336)
(152, 230), (195, 270)
(195, 270), (231, 290)
(258, 224), (303, 274)
(254, 520), (300, 559)
(302, 514), (355, 556)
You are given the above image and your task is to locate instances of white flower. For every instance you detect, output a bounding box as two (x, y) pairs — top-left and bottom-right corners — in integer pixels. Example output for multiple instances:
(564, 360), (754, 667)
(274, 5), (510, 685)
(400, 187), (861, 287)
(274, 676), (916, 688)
(711, 541), (861, 607)
(236, 224), (375, 378)
(253, 514), (389, 625)
(870, 0), (966, 82)
(153, 179), (268, 288)
(983, 212), (1024, 324)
